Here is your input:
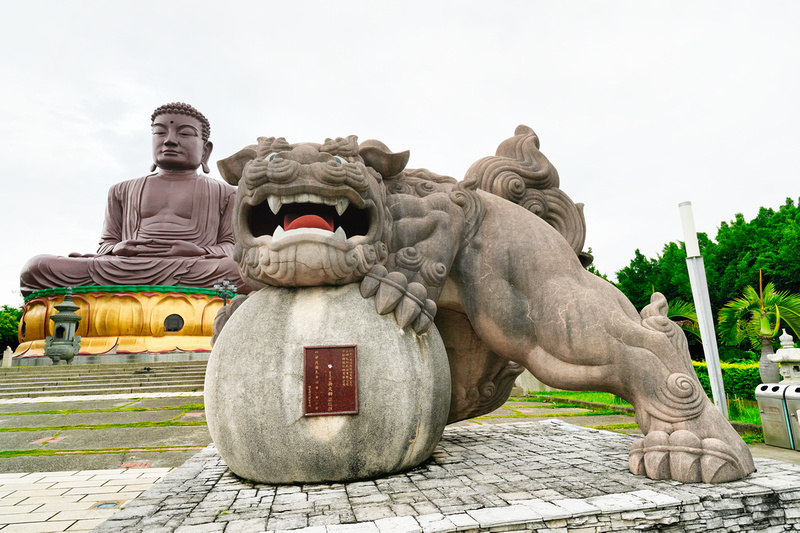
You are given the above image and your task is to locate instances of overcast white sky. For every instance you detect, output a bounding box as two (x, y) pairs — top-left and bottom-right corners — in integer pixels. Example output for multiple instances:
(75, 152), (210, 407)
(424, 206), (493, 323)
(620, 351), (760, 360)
(1, 1), (798, 307)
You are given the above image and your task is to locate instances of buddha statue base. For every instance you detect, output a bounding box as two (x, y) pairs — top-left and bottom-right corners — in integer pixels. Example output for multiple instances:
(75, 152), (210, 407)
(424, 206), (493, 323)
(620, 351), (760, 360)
(15, 286), (227, 358)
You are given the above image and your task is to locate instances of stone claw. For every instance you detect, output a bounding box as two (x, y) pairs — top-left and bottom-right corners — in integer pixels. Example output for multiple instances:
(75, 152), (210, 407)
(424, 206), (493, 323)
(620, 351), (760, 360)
(629, 429), (751, 483)
(412, 299), (437, 334)
(700, 438), (746, 484)
(359, 266), (438, 333)
(360, 265), (388, 298)
(668, 430), (703, 483)
(395, 282), (428, 329)
(375, 272), (408, 314)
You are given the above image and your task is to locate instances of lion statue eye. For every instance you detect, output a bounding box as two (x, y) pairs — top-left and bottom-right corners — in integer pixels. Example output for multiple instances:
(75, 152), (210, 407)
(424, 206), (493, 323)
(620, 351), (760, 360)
(265, 153), (279, 162)
(333, 156), (346, 164)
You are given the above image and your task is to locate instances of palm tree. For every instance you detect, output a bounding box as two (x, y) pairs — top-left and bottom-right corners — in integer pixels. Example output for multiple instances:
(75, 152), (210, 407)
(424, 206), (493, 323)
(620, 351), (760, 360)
(667, 299), (700, 342)
(717, 272), (800, 382)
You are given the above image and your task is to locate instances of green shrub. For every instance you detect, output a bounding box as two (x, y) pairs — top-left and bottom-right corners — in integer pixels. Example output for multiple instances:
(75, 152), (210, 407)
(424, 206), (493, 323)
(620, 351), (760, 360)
(692, 361), (761, 401)
(717, 345), (758, 362)
(0, 304), (23, 352)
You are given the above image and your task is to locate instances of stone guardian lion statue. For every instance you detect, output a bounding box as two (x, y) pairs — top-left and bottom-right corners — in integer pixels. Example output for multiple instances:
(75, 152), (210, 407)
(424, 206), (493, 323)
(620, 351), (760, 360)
(214, 126), (755, 484)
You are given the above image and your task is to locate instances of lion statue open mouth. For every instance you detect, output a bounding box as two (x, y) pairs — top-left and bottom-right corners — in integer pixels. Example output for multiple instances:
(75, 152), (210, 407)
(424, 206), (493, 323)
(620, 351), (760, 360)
(215, 126), (755, 484)
(218, 135), (392, 289)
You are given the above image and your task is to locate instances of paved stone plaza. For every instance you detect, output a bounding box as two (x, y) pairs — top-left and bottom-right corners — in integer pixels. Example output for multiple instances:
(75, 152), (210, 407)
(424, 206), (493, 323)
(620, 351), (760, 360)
(1, 390), (797, 531)
(0, 468), (172, 532)
(96, 420), (800, 532)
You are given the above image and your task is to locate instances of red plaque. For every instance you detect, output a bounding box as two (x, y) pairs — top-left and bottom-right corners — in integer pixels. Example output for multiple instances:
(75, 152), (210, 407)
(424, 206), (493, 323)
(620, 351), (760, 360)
(304, 345), (358, 416)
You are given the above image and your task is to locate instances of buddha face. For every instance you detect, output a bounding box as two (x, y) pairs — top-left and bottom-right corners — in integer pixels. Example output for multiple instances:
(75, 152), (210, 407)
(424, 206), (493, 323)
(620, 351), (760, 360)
(151, 113), (212, 171)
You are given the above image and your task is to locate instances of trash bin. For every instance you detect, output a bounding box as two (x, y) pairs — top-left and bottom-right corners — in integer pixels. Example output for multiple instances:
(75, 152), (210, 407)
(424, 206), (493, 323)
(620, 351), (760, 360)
(784, 384), (800, 451)
(755, 383), (794, 449)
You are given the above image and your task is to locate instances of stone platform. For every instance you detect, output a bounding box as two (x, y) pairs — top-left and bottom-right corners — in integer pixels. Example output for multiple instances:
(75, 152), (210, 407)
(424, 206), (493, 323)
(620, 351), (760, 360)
(16, 285), (224, 358)
(94, 420), (800, 532)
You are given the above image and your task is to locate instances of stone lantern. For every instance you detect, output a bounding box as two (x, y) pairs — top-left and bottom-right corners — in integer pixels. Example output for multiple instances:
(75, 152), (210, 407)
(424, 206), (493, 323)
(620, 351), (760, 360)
(768, 329), (800, 384)
(43, 288), (82, 365)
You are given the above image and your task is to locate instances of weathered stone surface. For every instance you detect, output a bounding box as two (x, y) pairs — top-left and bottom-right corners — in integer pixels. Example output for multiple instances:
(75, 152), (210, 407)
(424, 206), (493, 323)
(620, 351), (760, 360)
(206, 284), (450, 483)
(95, 422), (800, 532)
(213, 127), (754, 484)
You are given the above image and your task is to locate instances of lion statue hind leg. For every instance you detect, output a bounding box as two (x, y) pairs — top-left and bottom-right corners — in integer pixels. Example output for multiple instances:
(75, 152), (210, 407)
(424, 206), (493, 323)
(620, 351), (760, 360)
(626, 293), (755, 483)
(452, 195), (755, 483)
(514, 289), (753, 483)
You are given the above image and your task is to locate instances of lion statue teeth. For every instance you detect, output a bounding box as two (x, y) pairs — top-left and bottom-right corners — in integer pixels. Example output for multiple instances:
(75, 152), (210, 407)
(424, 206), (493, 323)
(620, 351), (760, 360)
(215, 126), (755, 484)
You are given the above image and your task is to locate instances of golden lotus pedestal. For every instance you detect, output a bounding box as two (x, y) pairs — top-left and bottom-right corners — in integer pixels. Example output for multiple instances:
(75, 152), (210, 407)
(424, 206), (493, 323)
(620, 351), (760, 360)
(15, 286), (226, 361)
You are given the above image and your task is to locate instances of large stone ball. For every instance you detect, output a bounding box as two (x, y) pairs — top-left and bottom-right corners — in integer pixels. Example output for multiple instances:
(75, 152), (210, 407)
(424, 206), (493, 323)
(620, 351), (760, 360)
(205, 284), (451, 483)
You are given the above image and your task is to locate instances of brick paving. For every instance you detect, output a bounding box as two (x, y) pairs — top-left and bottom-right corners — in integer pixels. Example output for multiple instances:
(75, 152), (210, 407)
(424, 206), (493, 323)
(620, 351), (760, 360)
(1, 389), (799, 531)
(95, 420), (800, 532)
(0, 467), (171, 532)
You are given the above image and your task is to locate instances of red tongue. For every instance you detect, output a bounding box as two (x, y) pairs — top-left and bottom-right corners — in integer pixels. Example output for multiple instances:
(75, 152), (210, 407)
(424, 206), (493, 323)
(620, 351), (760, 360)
(284, 214), (334, 232)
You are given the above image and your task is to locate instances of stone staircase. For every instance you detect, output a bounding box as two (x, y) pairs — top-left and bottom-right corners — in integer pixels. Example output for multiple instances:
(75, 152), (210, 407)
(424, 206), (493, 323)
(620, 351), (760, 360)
(0, 361), (207, 399)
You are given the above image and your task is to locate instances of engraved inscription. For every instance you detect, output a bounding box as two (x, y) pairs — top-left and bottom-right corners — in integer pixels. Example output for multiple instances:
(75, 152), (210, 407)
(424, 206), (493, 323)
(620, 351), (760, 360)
(304, 345), (358, 416)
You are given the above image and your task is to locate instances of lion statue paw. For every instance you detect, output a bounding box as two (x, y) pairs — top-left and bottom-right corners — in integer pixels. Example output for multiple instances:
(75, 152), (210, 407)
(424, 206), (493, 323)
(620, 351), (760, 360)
(360, 265), (437, 334)
(629, 429), (752, 483)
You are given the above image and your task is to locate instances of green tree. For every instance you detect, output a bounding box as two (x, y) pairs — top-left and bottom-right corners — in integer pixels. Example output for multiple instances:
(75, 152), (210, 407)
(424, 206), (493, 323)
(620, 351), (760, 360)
(615, 249), (659, 309)
(705, 198), (800, 312)
(717, 277), (800, 381)
(0, 304), (23, 352)
(616, 197), (800, 324)
(614, 198), (800, 366)
(615, 243), (694, 311)
(652, 241), (693, 304)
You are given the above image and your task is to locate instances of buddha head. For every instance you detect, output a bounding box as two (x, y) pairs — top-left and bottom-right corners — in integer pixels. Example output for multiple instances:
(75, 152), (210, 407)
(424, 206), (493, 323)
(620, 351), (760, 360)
(150, 102), (213, 174)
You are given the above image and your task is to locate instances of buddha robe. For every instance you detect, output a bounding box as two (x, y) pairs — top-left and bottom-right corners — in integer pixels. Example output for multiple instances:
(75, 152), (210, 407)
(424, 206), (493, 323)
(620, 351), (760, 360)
(20, 174), (248, 296)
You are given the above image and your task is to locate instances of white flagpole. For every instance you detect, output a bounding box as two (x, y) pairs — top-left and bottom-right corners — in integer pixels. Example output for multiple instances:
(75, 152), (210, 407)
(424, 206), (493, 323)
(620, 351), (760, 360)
(679, 201), (728, 419)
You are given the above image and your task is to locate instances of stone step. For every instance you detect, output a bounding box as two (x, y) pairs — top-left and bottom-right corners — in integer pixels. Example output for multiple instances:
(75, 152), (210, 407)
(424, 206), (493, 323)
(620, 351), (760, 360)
(0, 361), (208, 376)
(0, 377), (205, 394)
(0, 361), (208, 398)
(0, 370), (208, 379)
(0, 372), (205, 387)
(0, 383), (205, 399)
(1, 367), (206, 378)
(0, 370), (206, 385)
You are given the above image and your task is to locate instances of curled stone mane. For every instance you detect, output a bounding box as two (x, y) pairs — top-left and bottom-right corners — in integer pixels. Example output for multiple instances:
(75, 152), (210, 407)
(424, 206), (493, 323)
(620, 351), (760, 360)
(151, 102), (211, 141)
(467, 125), (586, 255)
(452, 175), (486, 245)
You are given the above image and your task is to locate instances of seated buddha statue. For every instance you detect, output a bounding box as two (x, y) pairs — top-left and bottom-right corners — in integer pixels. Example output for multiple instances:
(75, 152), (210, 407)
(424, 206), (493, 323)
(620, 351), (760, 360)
(20, 102), (250, 296)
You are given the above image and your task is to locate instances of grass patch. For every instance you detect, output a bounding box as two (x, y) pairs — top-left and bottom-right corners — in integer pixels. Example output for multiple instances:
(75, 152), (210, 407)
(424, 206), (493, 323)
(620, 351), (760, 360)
(176, 404), (205, 411)
(507, 397), (559, 402)
(476, 408), (631, 419)
(0, 449), (62, 458)
(583, 408), (634, 416)
(0, 420), (207, 432)
(528, 391), (762, 426)
(739, 433), (764, 445)
(590, 423), (640, 430)
(727, 397), (761, 425)
(530, 391), (632, 407)
(506, 401), (590, 409)
(0, 445), (205, 459)
(0, 404), (205, 416)
(589, 423), (640, 435)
